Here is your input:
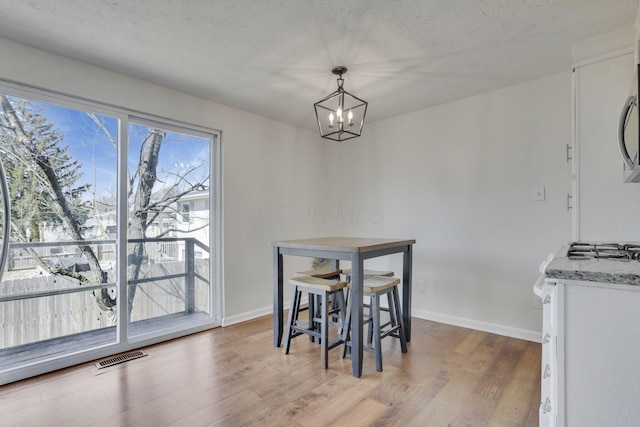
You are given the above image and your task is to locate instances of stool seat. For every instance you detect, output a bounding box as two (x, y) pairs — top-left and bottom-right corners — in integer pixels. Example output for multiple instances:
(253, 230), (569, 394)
(342, 268), (394, 279)
(348, 276), (401, 293)
(296, 267), (342, 279)
(289, 275), (347, 291)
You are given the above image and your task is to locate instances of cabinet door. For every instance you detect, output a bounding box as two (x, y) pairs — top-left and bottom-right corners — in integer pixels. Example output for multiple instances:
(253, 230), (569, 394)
(564, 282), (640, 426)
(575, 52), (640, 241)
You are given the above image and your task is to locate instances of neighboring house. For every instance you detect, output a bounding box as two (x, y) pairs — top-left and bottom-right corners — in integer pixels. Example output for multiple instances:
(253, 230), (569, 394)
(175, 190), (210, 261)
(30, 191), (210, 268)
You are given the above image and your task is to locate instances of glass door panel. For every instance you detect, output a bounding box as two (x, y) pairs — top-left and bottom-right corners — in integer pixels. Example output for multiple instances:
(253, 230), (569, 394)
(126, 121), (212, 338)
(0, 94), (119, 366)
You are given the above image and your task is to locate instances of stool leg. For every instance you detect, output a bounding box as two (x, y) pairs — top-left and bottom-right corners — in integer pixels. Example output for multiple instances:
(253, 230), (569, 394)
(308, 293), (315, 343)
(320, 291), (329, 369)
(285, 285), (300, 354)
(334, 289), (346, 335)
(343, 286), (350, 310)
(387, 291), (397, 331)
(391, 287), (407, 353)
(315, 294), (323, 344)
(342, 291), (352, 359)
(366, 297), (374, 345)
(371, 293), (383, 372)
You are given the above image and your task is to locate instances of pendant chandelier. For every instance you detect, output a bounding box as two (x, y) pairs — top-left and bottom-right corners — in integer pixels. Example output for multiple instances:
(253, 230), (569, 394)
(314, 66), (368, 141)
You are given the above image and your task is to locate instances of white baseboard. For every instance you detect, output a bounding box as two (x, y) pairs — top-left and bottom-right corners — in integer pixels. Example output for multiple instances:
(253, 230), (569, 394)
(411, 308), (542, 343)
(222, 297), (308, 327)
(222, 304), (542, 343)
(222, 306), (273, 327)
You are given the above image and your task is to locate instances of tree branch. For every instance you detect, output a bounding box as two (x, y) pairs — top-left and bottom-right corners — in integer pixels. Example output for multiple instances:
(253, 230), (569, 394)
(155, 223), (209, 238)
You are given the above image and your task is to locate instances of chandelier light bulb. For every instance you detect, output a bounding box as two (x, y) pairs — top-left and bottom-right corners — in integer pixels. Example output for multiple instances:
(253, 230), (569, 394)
(328, 112), (334, 128)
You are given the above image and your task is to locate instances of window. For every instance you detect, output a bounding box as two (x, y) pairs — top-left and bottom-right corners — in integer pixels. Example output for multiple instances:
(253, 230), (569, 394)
(181, 203), (191, 222)
(0, 83), (221, 385)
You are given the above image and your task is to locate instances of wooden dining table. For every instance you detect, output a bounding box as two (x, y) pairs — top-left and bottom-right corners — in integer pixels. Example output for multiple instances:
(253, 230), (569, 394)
(272, 236), (416, 378)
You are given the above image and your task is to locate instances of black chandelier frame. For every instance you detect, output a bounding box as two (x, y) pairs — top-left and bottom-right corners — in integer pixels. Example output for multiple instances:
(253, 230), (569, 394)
(314, 66), (368, 141)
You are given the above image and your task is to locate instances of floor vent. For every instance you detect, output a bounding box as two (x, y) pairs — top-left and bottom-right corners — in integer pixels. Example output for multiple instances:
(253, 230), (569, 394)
(95, 350), (147, 369)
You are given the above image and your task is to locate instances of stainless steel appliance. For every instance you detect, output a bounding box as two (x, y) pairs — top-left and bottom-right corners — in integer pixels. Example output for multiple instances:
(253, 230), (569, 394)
(565, 241), (640, 260)
(618, 63), (640, 182)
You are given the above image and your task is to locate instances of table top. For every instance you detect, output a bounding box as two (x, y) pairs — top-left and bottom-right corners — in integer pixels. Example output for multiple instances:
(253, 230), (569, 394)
(272, 236), (416, 253)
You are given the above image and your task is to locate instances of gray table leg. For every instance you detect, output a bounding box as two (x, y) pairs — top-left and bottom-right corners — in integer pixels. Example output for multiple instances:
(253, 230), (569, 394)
(273, 247), (284, 347)
(350, 255), (364, 377)
(403, 245), (412, 342)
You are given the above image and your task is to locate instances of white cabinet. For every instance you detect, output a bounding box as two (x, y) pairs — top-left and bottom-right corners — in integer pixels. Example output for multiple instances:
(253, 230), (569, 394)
(573, 50), (640, 241)
(542, 279), (640, 426)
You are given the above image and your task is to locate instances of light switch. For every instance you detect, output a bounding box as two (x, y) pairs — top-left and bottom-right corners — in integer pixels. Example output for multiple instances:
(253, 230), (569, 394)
(533, 186), (545, 201)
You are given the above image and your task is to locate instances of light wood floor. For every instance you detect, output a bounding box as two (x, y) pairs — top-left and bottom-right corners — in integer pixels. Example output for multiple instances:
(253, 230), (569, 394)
(0, 316), (541, 426)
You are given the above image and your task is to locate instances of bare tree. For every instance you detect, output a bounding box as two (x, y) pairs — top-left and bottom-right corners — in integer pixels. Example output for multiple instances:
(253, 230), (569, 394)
(0, 95), (211, 320)
(127, 129), (163, 313)
(0, 95), (115, 313)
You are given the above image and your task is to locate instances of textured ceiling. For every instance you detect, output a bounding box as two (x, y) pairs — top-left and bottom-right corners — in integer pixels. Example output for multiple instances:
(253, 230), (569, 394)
(0, 0), (637, 131)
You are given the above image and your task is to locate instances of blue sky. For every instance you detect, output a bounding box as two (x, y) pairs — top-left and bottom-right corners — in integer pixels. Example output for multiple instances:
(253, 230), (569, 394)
(31, 100), (211, 199)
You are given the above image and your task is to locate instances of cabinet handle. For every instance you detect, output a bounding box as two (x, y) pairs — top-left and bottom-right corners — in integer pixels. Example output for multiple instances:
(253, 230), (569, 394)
(618, 95), (637, 170)
(543, 295), (551, 304)
(543, 333), (551, 344)
(541, 397), (553, 414)
(566, 144), (572, 162)
(543, 364), (551, 378)
(567, 193), (573, 211)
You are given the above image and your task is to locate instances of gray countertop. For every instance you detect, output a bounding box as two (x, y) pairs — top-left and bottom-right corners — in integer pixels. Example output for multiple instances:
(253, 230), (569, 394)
(546, 256), (640, 286)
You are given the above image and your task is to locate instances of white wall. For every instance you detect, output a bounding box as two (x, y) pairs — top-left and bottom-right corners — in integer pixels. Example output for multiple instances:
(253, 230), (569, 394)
(0, 36), (573, 339)
(325, 72), (573, 338)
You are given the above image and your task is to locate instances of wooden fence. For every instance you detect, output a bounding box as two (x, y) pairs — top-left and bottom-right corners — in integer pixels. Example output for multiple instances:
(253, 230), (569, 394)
(0, 259), (210, 349)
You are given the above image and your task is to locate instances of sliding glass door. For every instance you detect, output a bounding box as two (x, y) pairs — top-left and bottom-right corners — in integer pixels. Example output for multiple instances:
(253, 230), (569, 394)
(0, 85), (220, 384)
(126, 120), (213, 338)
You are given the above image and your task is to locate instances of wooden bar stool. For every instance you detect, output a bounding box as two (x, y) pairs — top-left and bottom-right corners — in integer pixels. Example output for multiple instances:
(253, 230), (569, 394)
(342, 276), (407, 372)
(284, 276), (347, 369)
(297, 267), (343, 339)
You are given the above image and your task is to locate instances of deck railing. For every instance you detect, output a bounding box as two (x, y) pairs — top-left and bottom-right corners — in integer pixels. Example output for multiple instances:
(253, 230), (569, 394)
(0, 237), (210, 348)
